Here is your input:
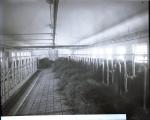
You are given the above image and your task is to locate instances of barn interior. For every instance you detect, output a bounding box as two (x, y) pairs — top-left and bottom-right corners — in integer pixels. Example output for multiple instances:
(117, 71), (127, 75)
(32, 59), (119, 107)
(0, 0), (149, 120)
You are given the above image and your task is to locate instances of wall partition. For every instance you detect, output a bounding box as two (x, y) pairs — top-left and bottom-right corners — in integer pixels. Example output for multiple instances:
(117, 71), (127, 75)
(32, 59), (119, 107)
(0, 50), (38, 105)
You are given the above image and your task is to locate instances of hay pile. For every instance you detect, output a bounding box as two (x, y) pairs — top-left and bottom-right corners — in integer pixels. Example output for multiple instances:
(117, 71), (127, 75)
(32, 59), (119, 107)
(52, 58), (147, 119)
(38, 57), (54, 69)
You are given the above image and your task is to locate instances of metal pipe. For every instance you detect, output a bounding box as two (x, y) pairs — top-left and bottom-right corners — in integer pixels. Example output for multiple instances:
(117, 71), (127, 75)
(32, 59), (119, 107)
(124, 58), (128, 92)
(106, 59), (109, 85)
(118, 61), (122, 95)
(143, 64), (148, 111)
(111, 59), (114, 84)
(52, 0), (59, 48)
(132, 55), (136, 77)
(102, 59), (105, 84)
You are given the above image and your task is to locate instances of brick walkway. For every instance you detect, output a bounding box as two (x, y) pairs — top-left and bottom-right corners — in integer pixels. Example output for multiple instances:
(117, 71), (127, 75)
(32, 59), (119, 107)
(16, 68), (73, 115)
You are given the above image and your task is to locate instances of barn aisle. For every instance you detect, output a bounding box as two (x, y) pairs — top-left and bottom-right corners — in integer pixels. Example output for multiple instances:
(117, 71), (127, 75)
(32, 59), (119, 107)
(16, 68), (73, 115)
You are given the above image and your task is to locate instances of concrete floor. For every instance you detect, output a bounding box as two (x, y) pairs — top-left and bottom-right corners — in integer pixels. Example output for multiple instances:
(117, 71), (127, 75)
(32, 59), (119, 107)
(16, 68), (73, 115)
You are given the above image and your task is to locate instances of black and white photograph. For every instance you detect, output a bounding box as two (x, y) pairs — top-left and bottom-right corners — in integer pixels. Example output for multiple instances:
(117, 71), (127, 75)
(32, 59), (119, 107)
(0, 0), (149, 120)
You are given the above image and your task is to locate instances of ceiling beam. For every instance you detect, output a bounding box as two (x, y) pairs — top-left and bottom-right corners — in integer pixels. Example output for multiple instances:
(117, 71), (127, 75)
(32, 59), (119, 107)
(1, 45), (90, 49)
(3, 42), (53, 45)
(0, 33), (53, 36)
(1, 39), (53, 41)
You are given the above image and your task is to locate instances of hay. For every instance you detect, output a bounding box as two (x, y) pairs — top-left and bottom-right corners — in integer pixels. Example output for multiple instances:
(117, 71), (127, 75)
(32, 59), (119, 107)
(52, 58), (146, 118)
(38, 57), (54, 69)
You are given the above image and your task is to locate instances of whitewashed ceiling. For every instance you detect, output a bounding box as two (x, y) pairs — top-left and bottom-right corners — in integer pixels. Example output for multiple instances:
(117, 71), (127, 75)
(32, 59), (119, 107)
(0, 0), (149, 47)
